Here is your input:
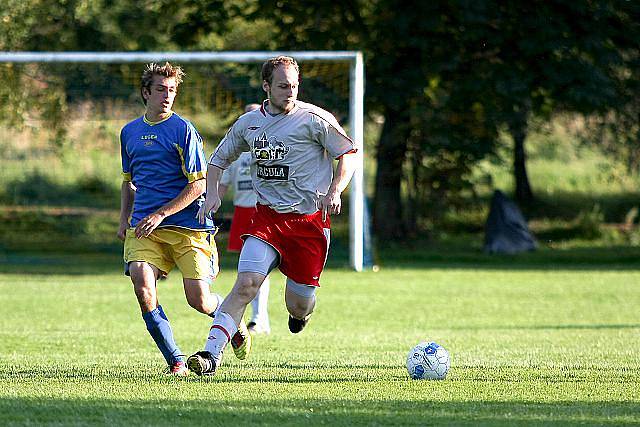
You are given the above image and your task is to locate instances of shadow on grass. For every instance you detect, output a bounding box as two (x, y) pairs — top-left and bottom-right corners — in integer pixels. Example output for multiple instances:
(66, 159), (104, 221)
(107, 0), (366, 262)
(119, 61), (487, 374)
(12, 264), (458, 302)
(0, 252), (123, 275)
(451, 324), (640, 331)
(524, 191), (640, 223)
(0, 250), (241, 276)
(0, 396), (636, 426)
(3, 362), (637, 384)
(1, 173), (118, 209)
(374, 244), (640, 271)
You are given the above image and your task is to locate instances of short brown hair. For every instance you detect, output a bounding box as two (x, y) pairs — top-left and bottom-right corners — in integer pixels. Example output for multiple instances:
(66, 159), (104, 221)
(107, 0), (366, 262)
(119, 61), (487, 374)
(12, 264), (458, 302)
(140, 62), (185, 104)
(261, 56), (299, 85)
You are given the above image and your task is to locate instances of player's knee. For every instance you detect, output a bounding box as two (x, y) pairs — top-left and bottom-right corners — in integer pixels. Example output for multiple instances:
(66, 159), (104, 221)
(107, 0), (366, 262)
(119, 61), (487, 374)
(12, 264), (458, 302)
(234, 276), (262, 303)
(183, 278), (219, 314)
(235, 283), (260, 303)
(131, 281), (155, 312)
(286, 297), (314, 318)
(285, 279), (316, 317)
(131, 276), (152, 296)
(133, 282), (153, 301)
(287, 303), (311, 319)
(185, 295), (208, 313)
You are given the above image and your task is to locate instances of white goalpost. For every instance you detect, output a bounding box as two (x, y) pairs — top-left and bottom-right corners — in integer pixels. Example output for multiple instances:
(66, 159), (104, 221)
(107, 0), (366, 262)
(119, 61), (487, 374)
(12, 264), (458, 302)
(0, 51), (367, 271)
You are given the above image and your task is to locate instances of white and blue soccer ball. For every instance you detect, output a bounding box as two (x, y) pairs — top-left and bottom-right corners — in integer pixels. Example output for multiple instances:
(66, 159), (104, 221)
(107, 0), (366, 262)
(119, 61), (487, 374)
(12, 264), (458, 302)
(406, 341), (450, 380)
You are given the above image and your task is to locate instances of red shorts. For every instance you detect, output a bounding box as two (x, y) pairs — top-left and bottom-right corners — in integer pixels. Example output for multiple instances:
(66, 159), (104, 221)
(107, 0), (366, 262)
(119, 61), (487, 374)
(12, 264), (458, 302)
(227, 206), (256, 252)
(243, 204), (330, 286)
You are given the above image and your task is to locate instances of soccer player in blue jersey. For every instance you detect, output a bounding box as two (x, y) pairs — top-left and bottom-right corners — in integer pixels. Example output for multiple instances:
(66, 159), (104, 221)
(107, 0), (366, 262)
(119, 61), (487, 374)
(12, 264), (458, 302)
(118, 62), (251, 376)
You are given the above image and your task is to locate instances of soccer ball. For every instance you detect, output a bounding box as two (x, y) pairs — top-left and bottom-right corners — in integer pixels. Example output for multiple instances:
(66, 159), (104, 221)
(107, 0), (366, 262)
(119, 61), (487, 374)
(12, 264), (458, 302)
(406, 341), (450, 380)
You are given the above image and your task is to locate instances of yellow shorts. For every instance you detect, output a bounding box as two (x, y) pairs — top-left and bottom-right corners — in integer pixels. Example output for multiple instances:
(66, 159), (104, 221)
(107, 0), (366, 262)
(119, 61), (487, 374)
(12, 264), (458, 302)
(124, 227), (219, 281)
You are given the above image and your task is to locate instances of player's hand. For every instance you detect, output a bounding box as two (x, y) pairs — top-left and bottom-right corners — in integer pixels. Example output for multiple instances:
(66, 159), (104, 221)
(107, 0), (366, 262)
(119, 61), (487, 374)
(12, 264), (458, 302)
(320, 190), (342, 221)
(134, 212), (164, 238)
(116, 223), (128, 241)
(197, 194), (221, 224)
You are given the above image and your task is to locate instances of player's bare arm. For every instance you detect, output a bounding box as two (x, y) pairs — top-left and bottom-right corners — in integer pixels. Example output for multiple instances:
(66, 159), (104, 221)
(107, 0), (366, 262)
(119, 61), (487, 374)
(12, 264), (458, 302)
(320, 152), (357, 221)
(117, 181), (135, 241)
(217, 183), (229, 201)
(135, 178), (206, 238)
(197, 165), (224, 224)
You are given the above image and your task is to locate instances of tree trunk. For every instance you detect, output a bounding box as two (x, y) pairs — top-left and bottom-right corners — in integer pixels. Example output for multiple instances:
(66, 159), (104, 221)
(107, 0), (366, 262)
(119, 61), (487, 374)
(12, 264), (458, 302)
(509, 114), (534, 205)
(373, 111), (409, 239)
(628, 117), (640, 173)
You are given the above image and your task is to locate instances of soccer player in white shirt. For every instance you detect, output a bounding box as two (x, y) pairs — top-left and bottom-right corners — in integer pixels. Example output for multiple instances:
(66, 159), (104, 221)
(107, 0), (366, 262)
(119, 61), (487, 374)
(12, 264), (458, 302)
(188, 56), (357, 375)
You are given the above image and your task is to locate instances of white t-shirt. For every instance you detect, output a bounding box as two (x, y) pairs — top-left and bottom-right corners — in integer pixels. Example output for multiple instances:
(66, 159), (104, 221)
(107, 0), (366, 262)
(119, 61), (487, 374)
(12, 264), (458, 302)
(209, 100), (356, 214)
(220, 152), (256, 208)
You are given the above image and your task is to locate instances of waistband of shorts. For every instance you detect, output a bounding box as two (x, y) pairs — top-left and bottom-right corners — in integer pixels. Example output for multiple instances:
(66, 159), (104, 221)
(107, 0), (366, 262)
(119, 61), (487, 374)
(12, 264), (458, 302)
(256, 203), (320, 220)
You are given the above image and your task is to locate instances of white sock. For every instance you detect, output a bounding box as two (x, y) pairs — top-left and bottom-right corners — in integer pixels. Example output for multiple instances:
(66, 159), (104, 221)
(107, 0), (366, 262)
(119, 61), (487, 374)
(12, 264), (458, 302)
(250, 276), (270, 329)
(212, 293), (224, 316)
(204, 311), (238, 362)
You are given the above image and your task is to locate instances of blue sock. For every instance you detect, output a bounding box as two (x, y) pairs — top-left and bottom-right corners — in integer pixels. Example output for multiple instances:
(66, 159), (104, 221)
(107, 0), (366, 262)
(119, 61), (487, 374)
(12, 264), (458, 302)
(142, 305), (183, 365)
(157, 305), (169, 321)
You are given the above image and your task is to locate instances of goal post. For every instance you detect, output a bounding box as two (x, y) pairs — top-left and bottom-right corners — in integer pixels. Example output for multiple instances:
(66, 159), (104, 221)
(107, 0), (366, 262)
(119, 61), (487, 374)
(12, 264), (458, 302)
(0, 51), (367, 271)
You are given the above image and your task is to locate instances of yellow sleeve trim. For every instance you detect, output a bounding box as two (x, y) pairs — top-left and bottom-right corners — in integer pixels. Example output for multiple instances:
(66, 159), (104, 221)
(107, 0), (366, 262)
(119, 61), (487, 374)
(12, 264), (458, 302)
(187, 171), (206, 183)
(122, 172), (132, 181)
(175, 143), (207, 183)
(174, 143), (189, 179)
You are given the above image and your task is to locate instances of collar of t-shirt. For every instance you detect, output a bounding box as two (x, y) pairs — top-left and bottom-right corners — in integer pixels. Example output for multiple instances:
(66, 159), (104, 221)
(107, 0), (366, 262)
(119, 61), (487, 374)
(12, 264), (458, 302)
(265, 101), (299, 116)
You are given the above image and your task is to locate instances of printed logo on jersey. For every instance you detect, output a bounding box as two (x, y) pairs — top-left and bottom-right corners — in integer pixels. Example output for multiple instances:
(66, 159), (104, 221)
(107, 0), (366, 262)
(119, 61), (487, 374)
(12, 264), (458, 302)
(253, 132), (290, 160)
(141, 134), (158, 146)
(238, 180), (253, 191)
(257, 164), (289, 180)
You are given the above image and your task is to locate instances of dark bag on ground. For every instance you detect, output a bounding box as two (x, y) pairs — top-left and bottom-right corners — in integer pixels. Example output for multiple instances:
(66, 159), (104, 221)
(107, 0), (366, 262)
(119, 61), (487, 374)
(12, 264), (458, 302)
(483, 190), (536, 254)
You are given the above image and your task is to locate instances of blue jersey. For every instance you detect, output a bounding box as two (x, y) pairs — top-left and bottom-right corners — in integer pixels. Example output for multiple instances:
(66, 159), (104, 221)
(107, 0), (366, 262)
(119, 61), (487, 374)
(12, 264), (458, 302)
(120, 112), (214, 230)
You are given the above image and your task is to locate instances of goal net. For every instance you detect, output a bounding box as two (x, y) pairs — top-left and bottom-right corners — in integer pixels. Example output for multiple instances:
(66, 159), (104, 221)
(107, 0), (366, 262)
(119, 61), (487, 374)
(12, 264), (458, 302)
(0, 52), (367, 270)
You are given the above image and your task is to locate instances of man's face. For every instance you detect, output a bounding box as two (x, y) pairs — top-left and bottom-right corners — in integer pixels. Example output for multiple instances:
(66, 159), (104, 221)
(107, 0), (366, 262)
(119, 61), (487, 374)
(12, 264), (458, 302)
(264, 65), (299, 114)
(143, 75), (177, 117)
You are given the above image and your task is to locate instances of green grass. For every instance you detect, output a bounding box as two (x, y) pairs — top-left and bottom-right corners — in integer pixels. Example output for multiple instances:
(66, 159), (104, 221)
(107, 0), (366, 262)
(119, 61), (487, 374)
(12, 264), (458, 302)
(1, 253), (639, 425)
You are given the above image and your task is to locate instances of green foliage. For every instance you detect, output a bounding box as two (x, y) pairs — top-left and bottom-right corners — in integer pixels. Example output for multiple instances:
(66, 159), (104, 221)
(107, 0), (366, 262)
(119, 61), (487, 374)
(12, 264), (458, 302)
(1, 0), (638, 241)
(252, 0), (639, 236)
(574, 204), (605, 240)
(0, 110), (124, 210)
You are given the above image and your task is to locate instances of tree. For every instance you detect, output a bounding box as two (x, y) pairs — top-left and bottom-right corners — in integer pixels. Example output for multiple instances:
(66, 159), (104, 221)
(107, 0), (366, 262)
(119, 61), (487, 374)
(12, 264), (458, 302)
(253, 1), (501, 237)
(2, 0), (637, 239)
(0, 0), (245, 128)
(464, 1), (640, 205)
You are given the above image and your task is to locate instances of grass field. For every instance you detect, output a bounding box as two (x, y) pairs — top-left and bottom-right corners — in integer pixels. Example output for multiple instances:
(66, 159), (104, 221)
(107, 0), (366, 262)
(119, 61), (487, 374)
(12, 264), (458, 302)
(1, 252), (639, 426)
